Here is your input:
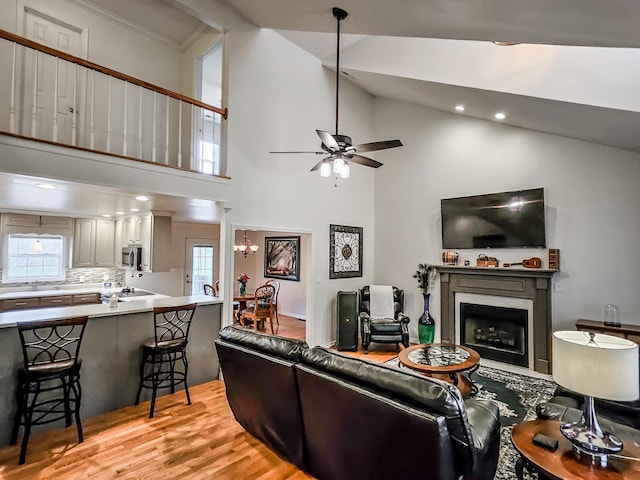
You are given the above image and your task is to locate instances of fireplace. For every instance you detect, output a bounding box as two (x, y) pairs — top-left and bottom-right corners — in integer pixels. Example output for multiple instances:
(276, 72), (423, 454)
(439, 266), (555, 374)
(459, 302), (529, 367)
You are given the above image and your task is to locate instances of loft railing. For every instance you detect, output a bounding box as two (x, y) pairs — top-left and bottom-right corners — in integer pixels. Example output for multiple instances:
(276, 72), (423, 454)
(0, 29), (228, 176)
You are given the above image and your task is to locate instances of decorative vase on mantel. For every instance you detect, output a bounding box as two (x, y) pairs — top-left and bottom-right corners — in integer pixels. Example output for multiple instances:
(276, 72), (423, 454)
(418, 292), (436, 344)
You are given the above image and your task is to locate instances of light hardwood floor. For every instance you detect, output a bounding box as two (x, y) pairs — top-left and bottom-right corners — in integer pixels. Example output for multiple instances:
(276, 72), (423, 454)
(0, 314), (401, 477)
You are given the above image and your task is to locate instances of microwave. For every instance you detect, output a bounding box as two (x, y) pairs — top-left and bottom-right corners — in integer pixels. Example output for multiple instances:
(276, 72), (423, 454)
(122, 246), (142, 270)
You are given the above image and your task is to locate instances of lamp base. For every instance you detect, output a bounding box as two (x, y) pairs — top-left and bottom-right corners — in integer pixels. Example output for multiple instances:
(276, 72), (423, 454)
(560, 395), (623, 468)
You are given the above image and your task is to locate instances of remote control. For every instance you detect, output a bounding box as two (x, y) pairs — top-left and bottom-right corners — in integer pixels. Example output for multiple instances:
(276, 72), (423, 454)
(533, 433), (558, 451)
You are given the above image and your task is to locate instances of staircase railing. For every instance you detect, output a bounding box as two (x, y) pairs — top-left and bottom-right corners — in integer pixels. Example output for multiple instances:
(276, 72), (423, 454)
(0, 29), (228, 176)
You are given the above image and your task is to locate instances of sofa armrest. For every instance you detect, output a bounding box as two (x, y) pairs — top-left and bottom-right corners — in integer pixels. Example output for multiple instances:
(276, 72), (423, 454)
(537, 401), (640, 443)
(359, 312), (371, 332)
(398, 312), (410, 324)
(465, 399), (501, 456)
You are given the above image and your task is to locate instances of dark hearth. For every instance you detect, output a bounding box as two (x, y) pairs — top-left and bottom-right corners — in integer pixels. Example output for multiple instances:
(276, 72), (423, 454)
(461, 303), (528, 367)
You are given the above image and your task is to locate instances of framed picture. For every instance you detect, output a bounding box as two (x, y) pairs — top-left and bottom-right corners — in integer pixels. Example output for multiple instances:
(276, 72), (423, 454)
(330, 224), (363, 279)
(265, 236), (300, 281)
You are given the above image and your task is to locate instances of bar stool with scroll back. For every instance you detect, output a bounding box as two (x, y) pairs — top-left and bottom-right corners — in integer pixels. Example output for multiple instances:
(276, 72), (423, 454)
(135, 304), (197, 418)
(11, 316), (88, 464)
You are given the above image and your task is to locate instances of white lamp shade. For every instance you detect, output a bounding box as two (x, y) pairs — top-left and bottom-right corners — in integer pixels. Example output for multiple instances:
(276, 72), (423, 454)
(320, 161), (331, 177)
(552, 331), (639, 401)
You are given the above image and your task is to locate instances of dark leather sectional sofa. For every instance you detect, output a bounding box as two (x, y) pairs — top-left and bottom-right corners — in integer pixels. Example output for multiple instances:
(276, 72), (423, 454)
(214, 326), (501, 480)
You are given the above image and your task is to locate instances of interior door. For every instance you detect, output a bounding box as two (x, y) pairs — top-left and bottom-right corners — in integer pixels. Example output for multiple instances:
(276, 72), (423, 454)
(184, 238), (218, 295)
(21, 9), (82, 143)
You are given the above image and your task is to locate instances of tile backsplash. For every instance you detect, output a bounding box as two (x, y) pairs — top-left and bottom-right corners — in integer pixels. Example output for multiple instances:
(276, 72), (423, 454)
(0, 267), (125, 288)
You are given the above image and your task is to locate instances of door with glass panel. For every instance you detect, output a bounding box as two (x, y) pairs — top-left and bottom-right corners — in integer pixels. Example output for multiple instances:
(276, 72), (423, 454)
(184, 238), (218, 296)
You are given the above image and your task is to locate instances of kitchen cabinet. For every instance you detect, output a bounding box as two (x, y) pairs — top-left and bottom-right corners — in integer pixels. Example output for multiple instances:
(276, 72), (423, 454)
(2, 297), (40, 311)
(123, 217), (142, 245)
(140, 214), (171, 272)
(72, 293), (100, 305)
(39, 295), (73, 307)
(1, 213), (73, 233)
(72, 218), (115, 267)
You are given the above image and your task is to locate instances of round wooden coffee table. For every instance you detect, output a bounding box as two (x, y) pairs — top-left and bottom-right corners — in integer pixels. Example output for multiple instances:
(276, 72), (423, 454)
(398, 343), (480, 397)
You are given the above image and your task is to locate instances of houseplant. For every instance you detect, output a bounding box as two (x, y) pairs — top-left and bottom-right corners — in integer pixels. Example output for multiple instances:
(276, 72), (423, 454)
(413, 263), (437, 344)
(237, 273), (250, 295)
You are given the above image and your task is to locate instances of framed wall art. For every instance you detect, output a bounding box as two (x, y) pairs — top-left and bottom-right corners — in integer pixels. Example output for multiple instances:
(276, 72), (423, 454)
(264, 236), (300, 281)
(329, 224), (363, 279)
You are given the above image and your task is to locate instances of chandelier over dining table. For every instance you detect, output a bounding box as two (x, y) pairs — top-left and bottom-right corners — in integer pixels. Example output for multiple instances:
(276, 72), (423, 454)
(234, 231), (259, 258)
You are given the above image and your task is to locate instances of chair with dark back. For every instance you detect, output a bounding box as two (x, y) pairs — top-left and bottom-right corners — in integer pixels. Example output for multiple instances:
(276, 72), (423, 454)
(266, 279), (281, 325)
(240, 284), (276, 334)
(203, 283), (215, 296)
(11, 316), (88, 464)
(359, 285), (410, 354)
(135, 303), (197, 418)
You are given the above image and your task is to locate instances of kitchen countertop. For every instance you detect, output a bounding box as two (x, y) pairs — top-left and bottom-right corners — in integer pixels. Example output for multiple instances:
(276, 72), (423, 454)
(0, 285), (130, 300)
(0, 294), (222, 328)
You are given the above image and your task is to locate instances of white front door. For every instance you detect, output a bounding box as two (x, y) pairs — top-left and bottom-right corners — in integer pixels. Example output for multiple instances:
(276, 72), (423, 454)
(184, 238), (218, 295)
(21, 9), (82, 143)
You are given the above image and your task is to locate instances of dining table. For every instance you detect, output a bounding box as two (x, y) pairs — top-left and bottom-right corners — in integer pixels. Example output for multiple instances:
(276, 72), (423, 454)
(233, 291), (255, 323)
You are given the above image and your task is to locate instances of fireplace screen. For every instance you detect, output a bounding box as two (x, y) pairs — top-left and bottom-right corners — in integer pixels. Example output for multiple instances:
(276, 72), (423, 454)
(460, 303), (528, 367)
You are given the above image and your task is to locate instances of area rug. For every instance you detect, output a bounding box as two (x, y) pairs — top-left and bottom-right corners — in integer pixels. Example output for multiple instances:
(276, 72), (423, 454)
(384, 359), (557, 480)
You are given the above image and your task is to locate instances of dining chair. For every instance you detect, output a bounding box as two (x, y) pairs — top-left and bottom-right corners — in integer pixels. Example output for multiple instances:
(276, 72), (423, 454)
(203, 283), (215, 296)
(266, 279), (281, 325)
(240, 284), (276, 333)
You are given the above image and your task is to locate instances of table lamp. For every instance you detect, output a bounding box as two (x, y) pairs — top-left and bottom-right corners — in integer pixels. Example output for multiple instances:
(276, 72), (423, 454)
(552, 331), (639, 466)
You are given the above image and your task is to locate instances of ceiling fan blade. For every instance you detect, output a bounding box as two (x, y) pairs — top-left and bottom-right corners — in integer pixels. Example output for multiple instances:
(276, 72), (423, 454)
(269, 151), (325, 154)
(352, 139), (403, 153)
(316, 130), (341, 152)
(310, 156), (333, 172)
(349, 154), (383, 169)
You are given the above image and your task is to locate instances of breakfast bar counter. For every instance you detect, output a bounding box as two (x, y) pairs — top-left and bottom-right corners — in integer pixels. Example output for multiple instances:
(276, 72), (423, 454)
(0, 295), (222, 444)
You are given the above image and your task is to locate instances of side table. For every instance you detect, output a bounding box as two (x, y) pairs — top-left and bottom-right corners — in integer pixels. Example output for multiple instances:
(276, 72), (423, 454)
(511, 419), (640, 480)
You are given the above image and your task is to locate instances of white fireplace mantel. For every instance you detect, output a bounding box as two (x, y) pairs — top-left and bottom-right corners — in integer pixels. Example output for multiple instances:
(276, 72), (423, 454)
(438, 265), (557, 374)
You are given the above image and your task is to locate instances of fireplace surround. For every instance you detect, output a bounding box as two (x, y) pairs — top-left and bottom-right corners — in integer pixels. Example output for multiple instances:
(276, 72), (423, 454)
(439, 266), (556, 374)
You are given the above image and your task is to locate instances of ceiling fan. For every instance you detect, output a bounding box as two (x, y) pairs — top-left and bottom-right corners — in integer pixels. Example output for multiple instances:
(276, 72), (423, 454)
(269, 7), (403, 178)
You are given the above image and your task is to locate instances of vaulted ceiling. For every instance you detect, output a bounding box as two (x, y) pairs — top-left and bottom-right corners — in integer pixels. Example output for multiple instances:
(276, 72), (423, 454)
(213, 0), (640, 152)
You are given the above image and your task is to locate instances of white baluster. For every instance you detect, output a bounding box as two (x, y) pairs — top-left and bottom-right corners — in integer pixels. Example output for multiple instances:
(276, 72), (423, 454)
(90, 70), (95, 149)
(52, 58), (59, 142)
(106, 76), (112, 152)
(31, 51), (38, 137)
(177, 100), (183, 168)
(152, 92), (157, 162)
(189, 104), (195, 168)
(9, 43), (17, 133)
(71, 64), (77, 146)
(165, 95), (170, 164)
(138, 86), (143, 158)
(123, 81), (128, 155)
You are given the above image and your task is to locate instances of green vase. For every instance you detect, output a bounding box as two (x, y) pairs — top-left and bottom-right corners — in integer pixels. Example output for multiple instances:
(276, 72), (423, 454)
(240, 283), (247, 295)
(418, 293), (435, 344)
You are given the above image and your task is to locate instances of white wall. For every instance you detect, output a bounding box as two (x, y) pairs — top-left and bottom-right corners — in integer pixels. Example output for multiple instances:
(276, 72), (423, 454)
(372, 97), (640, 339)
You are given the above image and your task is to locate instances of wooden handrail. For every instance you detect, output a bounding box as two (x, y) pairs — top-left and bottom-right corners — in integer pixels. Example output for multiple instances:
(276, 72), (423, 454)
(0, 29), (228, 120)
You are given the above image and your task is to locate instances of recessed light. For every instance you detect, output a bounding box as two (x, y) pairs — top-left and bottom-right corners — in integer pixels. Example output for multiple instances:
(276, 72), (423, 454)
(135, 195), (149, 201)
(37, 183), (56, 189)
(115, 211), (124, 215)
(494, 112), (506, 120)
(130, 208), (140, 212)
(455, 105), (465, 112)
(492, 41), (520, 46)
(102, 214), (112, 218)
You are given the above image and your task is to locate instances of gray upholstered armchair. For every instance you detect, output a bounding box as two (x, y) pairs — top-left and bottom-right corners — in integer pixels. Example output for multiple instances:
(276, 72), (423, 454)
(359, 285), (410, 354)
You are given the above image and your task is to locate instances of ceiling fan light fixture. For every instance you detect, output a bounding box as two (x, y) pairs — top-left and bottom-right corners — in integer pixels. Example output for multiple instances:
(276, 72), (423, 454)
(333, 156), (345, 174)
(320, 161), (332, 177)
(340, 161), (350, 179)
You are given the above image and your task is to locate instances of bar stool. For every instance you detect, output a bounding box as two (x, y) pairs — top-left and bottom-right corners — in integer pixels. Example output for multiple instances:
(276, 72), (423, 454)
(135, 304), (197, 418)
(11, 316), (88, 464)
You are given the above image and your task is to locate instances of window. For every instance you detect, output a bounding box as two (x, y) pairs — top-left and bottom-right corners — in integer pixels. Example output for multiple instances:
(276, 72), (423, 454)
(2, 234), (66, 283)
(191, 245), (213, 295)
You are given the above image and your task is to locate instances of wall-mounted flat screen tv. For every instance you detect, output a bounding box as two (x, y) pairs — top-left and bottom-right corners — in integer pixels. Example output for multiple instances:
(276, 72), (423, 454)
(441, 188), (546, 249)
